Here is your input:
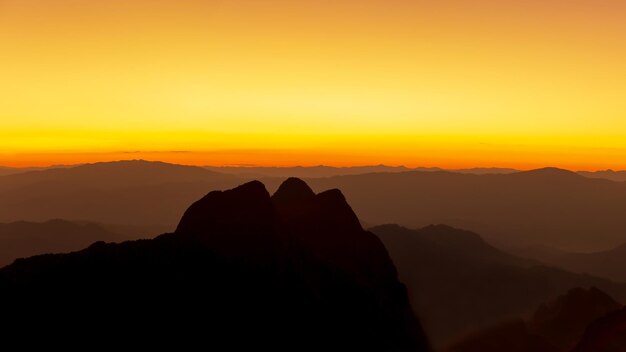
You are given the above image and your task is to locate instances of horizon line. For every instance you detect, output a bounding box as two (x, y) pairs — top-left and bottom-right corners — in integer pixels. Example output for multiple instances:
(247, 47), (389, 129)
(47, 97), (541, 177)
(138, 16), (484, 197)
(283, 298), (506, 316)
(1, 158), (624, 173)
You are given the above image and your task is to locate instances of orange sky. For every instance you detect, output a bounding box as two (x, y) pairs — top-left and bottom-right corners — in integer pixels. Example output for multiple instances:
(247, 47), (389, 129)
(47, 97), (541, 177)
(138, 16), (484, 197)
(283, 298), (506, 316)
(1, 0), (626, 169)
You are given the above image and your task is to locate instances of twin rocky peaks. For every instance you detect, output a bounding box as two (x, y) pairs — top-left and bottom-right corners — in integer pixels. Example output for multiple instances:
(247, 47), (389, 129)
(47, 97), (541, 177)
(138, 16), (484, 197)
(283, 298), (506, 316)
(0, 178), (431, 351)
(177, 177), (362, 236)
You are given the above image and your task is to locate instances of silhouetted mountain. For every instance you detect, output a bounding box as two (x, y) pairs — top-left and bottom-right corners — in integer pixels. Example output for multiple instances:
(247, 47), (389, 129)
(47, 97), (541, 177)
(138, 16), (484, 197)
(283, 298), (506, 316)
(0, 219), (132, 267)
(0, 179), (429, 351)
(271, 177), (316, 206)
(578, 170), (626, 182)
(292, 168), (626, 250)
(270, 178), (393, 285)
(0, 160), (241, 228)
(370, 224), (626, 347)
(446, 287), (622, 352)
(513, 244), (626, 283)
(572, 306), (626, 352)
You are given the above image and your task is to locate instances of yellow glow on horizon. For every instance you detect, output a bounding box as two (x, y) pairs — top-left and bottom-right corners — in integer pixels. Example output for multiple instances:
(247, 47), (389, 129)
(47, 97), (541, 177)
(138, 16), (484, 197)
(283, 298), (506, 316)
(1, 0), (626, 170)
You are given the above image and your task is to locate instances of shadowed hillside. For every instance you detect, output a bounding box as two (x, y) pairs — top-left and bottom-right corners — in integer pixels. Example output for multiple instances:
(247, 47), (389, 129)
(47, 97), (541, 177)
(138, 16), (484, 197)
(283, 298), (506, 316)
(0, 178), (429, 351)
(572, 306), (626, 352)
(512, 244), (626, 283)
(447, 287), (623, 352)
(370, 224), (626, 347)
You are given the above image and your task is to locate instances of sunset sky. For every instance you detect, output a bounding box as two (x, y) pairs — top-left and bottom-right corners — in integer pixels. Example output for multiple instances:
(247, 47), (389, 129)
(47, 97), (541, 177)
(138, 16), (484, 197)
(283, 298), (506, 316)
(1, 0), (625, 169)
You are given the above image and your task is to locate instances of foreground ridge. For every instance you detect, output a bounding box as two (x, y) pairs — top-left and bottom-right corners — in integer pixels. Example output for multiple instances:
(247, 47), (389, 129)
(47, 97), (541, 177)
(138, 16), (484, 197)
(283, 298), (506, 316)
(0, 178), (430, 351)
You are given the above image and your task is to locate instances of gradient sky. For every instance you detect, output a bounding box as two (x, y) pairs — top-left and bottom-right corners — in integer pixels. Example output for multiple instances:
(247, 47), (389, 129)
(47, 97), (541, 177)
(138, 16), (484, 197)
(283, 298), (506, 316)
(1, 0), (626, 169)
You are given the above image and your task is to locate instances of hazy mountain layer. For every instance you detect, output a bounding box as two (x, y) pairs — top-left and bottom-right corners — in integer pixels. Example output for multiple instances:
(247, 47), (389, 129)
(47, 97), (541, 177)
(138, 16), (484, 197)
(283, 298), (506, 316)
(299, 168), (626, 251)
(0, 220), (158, 267)
(4, 161), (626, 251)
(0, 160), (241, 227)
(512, 244), (626, 283)
(370, 225), (626, 347)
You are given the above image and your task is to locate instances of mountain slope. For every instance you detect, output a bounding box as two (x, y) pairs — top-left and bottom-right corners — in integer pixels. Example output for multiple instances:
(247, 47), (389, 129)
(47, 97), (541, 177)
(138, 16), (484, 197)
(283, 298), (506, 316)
(370, 224), (626, 347)
(513, 244), (626, 283)
(0, 178), (429, 351)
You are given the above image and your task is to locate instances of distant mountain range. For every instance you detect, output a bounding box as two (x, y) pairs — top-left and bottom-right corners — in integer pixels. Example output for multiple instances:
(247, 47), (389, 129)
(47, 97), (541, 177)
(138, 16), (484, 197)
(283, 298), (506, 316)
(299, 168), (626, 251)
(0, 178), (429, 350)
(206, 165), (626, 181)
(0, 160), (241, 228)
(370, 224), (626, 347)
(3, 160), (626, 251)
(0, 164), (74, 176)
(204, 165), (519, 178)
(6, 162), (626, 180)
(577, 170), (626, 182)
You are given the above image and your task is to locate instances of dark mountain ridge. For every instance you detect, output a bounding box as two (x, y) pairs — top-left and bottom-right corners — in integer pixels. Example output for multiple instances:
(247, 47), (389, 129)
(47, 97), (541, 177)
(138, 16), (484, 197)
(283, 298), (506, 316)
(0, 178), (429, 351)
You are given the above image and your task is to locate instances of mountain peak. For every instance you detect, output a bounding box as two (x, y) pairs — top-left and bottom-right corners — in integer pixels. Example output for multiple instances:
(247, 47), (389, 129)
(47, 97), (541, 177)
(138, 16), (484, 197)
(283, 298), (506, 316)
(314, 189), (363, 232)
(271, 177), (315, 206)
(272, 180), (363, 234)
(175, 180), (273, 237)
